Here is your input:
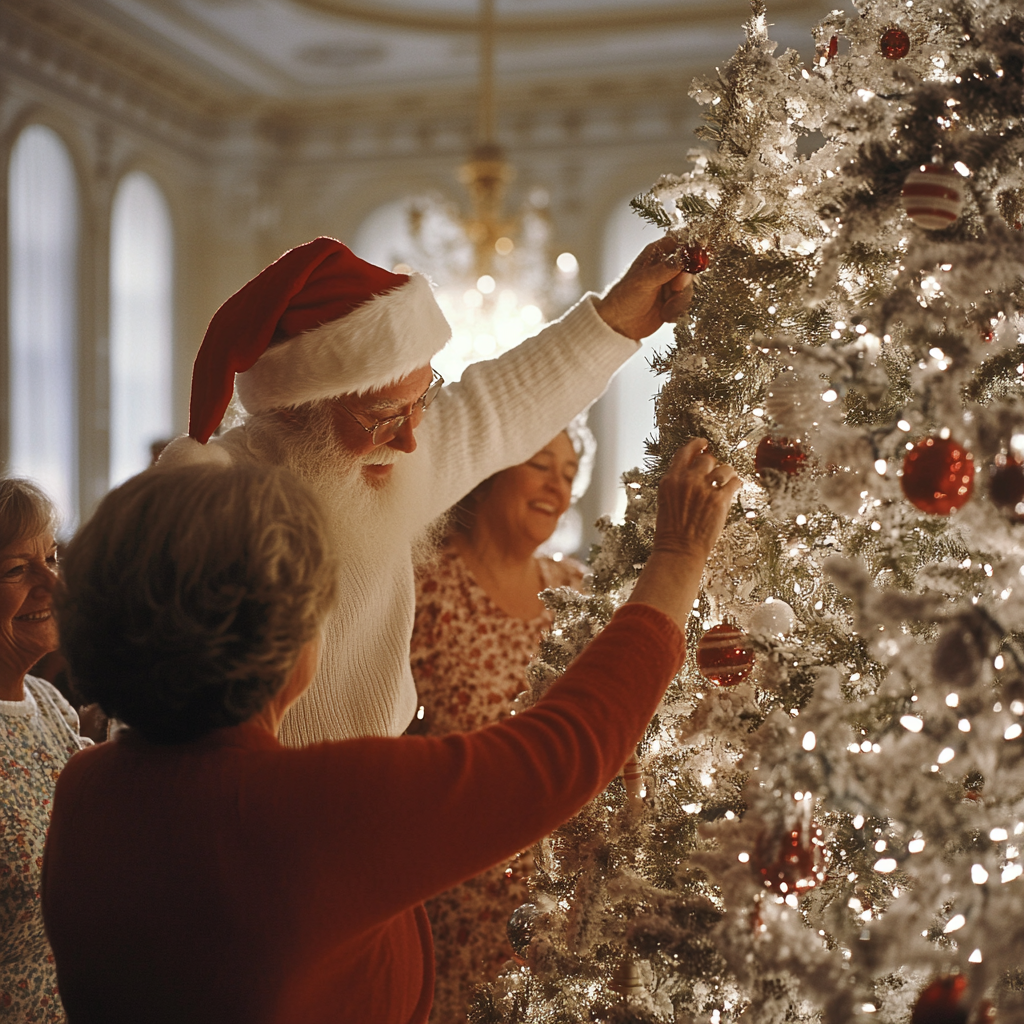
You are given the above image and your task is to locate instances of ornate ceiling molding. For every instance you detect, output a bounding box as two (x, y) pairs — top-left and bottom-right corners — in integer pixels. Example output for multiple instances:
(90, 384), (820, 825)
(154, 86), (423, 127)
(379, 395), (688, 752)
(0, 0), (719, 166)
(1, 0), (247, 122)
(290, 0), (813, 34)
(1, 0), (704, 141)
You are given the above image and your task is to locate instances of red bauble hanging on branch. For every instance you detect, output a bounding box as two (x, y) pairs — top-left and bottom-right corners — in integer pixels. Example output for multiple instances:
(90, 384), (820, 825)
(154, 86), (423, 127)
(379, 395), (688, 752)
(910, 974), (969, 1024)
(989, 453), (1024, 521)
(696, 622), (754, 686)
(756, 824), (826, 897)
(880, 26), (911, 59)
(901, 436), (975, 515)
(754, 436), (808, 478)
(901, 164), (965, 231)
(681, 244), (711, 274)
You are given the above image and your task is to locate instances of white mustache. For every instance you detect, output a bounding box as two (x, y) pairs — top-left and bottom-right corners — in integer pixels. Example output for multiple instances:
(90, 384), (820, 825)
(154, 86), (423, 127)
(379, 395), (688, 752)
(362, 448), (404, 467)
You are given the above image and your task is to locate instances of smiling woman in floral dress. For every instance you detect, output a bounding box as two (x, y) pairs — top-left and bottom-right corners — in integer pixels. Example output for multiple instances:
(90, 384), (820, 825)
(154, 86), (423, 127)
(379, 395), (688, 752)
(409, 425), (591, 1023)
(0, 480), (89, 1023)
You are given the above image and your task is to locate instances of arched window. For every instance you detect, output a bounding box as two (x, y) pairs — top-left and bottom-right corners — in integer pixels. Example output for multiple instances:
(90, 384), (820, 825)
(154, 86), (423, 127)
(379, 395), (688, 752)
(7, 125), (79, 525)
(109, 171), (173, 485)
(595, 198), (675, 522)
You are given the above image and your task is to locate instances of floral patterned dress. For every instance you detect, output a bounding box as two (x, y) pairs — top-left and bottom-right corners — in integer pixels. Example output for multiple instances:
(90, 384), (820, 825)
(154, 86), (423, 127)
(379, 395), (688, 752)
(1, 676), (89, 1023)
(410, 545), (585, 1023)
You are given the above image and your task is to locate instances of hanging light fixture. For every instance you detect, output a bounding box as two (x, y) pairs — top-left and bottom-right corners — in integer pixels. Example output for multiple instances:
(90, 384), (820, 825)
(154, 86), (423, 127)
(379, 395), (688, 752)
(406, 0), (579, 381)
(456, 0), (515, 279)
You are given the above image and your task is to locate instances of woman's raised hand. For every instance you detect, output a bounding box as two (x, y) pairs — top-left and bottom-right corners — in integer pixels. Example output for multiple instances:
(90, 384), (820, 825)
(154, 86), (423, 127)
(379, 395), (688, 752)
(652, 438), (739, 560)
(628, 439), (740, 630)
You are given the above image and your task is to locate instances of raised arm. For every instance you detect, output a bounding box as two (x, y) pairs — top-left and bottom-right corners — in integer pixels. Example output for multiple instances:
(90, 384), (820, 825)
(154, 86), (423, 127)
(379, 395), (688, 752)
(295, 440), (738, 929)
(417, 239), (696, 519)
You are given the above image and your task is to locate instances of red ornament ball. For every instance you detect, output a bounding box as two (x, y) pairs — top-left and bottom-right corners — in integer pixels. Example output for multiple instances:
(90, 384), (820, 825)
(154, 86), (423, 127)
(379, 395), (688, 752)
(910, 974), (968, 1024)
(754, 436), (808, 478)
(681, 244), (710, 274)
(901, 436), (974, 515)
(696, 622), (754, 687)
(989, 453), (1024, 520)
(901, 164), (964, 230)
(880, 26), (911, 59)
(757, 825), (826, 897)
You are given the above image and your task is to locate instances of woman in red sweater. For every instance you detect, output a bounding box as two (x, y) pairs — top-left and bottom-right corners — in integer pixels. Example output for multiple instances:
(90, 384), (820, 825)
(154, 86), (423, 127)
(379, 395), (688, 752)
(42, 439), (737, 1024)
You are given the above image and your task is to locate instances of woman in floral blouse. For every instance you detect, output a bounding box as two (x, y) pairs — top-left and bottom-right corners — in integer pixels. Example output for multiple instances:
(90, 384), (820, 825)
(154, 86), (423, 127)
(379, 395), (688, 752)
(0, 480), (88, 1023)
(409, 423), (592, 1022)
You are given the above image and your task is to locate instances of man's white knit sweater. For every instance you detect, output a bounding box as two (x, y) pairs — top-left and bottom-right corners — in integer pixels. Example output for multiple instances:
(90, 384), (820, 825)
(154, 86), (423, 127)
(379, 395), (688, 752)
(163, 296), (637, 744)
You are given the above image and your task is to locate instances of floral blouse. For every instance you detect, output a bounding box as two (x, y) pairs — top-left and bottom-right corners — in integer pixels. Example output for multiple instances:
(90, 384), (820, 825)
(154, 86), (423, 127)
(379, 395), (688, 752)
(1, 676), (89, 1023)
(410, 545), (585, 1023)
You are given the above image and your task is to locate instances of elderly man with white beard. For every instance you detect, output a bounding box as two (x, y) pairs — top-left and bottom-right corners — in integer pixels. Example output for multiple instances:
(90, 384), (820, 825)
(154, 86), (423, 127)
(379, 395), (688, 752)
(160, 235), (693, 747)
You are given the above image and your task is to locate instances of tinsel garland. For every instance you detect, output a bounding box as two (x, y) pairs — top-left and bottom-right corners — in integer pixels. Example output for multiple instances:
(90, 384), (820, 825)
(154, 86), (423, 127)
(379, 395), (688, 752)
(474, 1), (1024, 1021)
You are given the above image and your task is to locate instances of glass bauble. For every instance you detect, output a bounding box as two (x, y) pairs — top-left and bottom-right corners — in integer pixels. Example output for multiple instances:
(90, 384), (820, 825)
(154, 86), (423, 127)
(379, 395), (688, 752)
(756, 824), (826, 897)
(696, 622), (754, 686)
(880, 26), (910, 59)
(900, 436), (974, 515)
(681, 244), (710, 274)
(506, 903), (537, 963)
(901, 164), (964, 231)
(989, 453), (1024, 521)
(910, 974), (968, 1024)
(754, 436), (808, 478)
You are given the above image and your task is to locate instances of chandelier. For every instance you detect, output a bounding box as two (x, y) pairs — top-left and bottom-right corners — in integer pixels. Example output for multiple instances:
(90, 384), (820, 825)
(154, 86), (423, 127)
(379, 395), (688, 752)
(402, 0), (579, 382)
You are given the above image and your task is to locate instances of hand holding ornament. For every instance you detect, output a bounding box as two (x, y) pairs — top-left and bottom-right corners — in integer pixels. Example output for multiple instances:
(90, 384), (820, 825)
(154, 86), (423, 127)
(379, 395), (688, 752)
(629, 438), (740, 630)
(592, 235), (695, 341)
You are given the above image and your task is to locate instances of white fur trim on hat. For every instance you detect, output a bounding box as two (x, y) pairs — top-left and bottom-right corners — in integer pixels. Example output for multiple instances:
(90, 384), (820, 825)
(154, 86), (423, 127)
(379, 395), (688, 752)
(156, 434), (235, 469)
(235, 273), (450, 414)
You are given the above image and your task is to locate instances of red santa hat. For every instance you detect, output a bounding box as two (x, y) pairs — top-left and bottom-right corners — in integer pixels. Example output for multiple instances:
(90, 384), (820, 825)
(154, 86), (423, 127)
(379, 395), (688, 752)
(187, 237), (451, 444)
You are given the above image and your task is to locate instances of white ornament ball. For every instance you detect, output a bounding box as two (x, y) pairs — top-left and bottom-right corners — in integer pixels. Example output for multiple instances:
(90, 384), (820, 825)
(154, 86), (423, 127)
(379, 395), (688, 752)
(748, 598), (797, 636)
(900, 164), (964, 230)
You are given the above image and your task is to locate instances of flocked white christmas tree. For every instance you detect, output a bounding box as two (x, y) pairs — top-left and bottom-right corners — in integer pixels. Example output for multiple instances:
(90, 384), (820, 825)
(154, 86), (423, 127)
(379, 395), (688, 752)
(472, 1), (1024, 1021)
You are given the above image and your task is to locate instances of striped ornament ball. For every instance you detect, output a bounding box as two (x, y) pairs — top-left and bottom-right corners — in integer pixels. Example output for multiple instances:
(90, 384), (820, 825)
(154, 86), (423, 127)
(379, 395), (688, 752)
(695, 622), (754, 687)
(901, 164), (964, 230)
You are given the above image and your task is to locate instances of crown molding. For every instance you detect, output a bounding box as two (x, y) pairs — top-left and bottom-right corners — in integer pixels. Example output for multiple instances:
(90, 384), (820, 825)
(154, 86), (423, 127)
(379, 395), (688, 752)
(1, 0), (248, 122)
(290, 0), (813, 34)
(0, 0), (710, 164)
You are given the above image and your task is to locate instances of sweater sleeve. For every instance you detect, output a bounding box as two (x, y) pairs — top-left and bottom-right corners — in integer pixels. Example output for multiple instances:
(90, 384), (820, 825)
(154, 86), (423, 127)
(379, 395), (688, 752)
(415, 295), (637, 521)
(277, 603), (683, 935)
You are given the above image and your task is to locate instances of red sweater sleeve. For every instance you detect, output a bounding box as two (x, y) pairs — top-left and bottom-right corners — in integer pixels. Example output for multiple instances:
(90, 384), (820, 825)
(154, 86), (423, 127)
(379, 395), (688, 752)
(266, 602), (683, 934)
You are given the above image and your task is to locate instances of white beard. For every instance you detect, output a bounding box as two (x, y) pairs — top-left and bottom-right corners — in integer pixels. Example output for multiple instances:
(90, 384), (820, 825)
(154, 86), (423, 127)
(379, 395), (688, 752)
(244, 404), (437, 571)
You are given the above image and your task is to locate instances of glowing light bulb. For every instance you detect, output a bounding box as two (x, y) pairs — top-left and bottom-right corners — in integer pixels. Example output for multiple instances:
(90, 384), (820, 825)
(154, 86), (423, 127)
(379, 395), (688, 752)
(556, 252), (579, 274)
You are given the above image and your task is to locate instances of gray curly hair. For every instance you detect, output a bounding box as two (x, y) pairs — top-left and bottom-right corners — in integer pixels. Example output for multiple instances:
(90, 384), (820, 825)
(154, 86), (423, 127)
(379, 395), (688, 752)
(0, 478), (58, 550)
(56, 462), (339, 743)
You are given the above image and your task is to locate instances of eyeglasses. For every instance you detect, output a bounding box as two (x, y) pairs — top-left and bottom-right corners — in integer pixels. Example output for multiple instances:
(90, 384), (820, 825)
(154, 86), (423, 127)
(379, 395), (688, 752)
(338, 369), (444, 446)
